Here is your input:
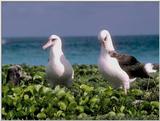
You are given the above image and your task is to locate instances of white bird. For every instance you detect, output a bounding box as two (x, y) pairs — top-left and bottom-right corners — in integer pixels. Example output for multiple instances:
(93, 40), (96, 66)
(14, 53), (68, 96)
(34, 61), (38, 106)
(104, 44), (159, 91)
(98, 30), (136, 94)
(42, 35), (74, 87)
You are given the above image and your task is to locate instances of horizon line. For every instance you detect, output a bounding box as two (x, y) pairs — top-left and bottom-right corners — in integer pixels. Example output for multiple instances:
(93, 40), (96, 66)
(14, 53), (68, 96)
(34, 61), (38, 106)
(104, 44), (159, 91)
(2, 34), (159, 38)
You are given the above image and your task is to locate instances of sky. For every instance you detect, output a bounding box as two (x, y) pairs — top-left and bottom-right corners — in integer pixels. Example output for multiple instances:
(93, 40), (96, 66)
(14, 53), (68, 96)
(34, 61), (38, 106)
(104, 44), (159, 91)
(2, 1), (159, 37)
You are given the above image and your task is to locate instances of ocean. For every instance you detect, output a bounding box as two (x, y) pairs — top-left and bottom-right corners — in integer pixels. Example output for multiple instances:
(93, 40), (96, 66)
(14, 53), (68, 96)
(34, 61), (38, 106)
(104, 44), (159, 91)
(2, 35), (159, 65)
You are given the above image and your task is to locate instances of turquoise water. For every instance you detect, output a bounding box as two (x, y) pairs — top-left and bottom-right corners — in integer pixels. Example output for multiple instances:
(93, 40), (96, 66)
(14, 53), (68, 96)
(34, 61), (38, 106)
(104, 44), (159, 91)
(2, 35), (159, 65)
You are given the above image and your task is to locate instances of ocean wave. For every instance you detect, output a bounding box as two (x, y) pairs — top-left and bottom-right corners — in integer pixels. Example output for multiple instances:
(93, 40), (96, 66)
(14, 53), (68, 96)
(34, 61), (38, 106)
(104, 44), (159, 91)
(2, 36), (159, 65)
(2, 39), (7, 45)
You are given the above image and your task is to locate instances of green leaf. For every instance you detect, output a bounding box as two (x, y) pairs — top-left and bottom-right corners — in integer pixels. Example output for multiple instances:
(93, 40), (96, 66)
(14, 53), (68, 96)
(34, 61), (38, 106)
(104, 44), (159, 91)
(7, 111), (14, 119)
(105, 86), (113, 96)
(76, 106), (84, 113)
(56, 88), (66, 99)
(24, 94), (29, 100)
(80, 84), (94, 92)
(117, 113), (125, 118)
(77, 113), (88, 119)
(68, 102), (77, 111)
(111, 96), (119, 101)
(131, 89), (143, 96)
(34, 84), (42, 92)
(33, 72), (45, 81)
(24, 85), (34, 95)
(89, 96), (100, 104)
(120, 105), (125, 112)
(13, 87), (23, 96)
(37, 112), (46, 119)
(56, 110), (65, 117)
(29, 105), (36, 113)
(2, 107), (7, 116)
(6, 95), (13, 105)
(150, 101), (159, 109)
(58, 101), (67, 111)
(2, 85), (9, 95)
(17, 103), (22, 111)
(128, 110), (133, 115)
(79, 96), (89, 105)
(103, 98), (110, 106)
(107, 111), (116, 117)
(43, 86), (52, 93)
(65, 93), (75, 102)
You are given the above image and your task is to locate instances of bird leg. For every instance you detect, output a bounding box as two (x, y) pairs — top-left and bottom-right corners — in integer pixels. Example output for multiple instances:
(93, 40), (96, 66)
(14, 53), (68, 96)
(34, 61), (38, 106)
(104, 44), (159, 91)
(124, 88), (127, 95)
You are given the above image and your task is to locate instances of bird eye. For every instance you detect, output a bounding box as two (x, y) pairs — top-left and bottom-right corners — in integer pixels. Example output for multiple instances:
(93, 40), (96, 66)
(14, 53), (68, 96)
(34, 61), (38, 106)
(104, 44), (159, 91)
(51, 38), (56, 42)
(104, 36), (107, 41)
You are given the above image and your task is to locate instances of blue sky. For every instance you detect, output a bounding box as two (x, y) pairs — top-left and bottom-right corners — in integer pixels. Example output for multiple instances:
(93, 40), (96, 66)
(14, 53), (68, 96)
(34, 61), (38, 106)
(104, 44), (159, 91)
(2, 1), (159, 37)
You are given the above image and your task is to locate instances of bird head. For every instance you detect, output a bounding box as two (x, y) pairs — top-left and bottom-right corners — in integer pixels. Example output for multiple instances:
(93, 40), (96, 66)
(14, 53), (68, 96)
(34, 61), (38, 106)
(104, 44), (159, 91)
(98, 29), (115, 51)
(42, 34), (62, 50)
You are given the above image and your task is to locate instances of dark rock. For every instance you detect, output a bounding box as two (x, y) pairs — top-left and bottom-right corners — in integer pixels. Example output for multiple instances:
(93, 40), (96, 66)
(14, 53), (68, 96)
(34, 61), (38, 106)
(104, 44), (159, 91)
(6, 65), (32, 85)
(6, 65), (23, 85)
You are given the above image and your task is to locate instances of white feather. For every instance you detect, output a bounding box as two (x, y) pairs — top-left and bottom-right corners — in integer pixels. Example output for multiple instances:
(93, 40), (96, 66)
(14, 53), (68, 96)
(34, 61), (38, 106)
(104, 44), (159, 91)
(144, 63), (157, 73)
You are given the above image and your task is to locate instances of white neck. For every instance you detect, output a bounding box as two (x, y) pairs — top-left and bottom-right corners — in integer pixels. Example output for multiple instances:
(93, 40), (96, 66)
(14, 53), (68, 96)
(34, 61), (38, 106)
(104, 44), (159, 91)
(100, 46), (110, 58)
(49, 45), (63, 60)
(105, 37), (115, 51)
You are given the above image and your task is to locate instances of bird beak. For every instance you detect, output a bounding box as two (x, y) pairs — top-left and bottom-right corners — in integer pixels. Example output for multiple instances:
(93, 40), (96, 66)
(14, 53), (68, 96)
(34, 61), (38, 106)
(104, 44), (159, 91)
(42, 40), (52, 50)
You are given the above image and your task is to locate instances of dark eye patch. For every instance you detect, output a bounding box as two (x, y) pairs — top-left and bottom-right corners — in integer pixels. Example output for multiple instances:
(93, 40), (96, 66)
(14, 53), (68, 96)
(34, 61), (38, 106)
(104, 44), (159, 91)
(104, 36), (107, 41)
(51, 38), (56, 41)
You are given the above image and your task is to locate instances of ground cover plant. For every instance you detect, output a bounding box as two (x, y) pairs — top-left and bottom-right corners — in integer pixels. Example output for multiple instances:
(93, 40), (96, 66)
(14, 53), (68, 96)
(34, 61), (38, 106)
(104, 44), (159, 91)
(2, 64), (159, 120)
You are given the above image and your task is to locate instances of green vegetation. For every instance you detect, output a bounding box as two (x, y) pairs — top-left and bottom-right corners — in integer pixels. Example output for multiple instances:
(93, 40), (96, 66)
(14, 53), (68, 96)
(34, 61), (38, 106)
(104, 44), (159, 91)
(2, 64), (159, 120)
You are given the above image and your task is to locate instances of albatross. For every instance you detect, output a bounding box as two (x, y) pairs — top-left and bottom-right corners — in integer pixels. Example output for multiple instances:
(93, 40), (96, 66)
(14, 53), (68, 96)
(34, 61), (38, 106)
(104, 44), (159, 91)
(43, 35), (74, 87)
(98, 29), (158, 94)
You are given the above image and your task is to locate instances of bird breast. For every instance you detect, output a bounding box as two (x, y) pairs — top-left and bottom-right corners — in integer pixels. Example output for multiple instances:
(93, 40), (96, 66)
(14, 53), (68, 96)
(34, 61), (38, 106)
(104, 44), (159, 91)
(46, 58), (73, 81)
(98, 55), (120, 76)
(47, 60), (65, 78)
(98, 56), (120, 88)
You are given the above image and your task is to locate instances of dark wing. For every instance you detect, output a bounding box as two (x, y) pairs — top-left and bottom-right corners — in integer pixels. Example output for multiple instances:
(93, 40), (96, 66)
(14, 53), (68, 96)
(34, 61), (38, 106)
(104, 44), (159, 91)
(109, 51), (150, 78)
(109, 51), (140, 66)
(122, 64), (150, 78)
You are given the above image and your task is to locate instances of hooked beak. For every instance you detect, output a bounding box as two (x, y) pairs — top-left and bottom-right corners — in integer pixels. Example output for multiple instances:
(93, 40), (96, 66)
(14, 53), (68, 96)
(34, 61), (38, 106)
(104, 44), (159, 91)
(42, 40), (53, 50)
